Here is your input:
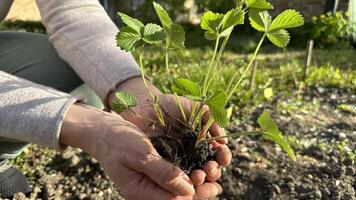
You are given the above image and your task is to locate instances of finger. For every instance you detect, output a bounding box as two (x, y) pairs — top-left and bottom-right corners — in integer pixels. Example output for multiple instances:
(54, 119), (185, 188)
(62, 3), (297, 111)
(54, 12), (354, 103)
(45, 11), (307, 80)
(122, 174), (176, 200)
(190, 169), (206, 186)
(135, 152), (195, 196)
(202, 161), (221, 182)
(118, 166), (175, 200)
(215, 144), (232, 166)
(195, 182), (223, 199)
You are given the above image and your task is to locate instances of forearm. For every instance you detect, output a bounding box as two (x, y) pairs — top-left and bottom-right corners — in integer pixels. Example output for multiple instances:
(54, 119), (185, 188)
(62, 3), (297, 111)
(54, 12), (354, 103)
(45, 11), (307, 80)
(0, 71), (81, 150)
(36, 0), (141, 103)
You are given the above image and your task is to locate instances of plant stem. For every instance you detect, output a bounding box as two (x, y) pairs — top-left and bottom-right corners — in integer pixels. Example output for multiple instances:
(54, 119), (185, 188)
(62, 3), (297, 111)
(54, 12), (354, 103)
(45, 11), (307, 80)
(202, 37), (220, 96)
(227, 33), (266, 100)
(188, 101), (197, 126)
(165, 41), (170, 75)
(127, 108), (158, 124)
(191, 103), (204, 128)
(138, 50), (155, 101)
(138, 49), (165, 126)
(196, 117), (215, 145)
(206, 34), (231, 90)
(192, 107), (207, 130)
(199, 131), (263, 144)
(226, 70), (238, 93)
(174, 92), (187, 122)
(196, 33), (266, 144)
(154, 103), (166, 127)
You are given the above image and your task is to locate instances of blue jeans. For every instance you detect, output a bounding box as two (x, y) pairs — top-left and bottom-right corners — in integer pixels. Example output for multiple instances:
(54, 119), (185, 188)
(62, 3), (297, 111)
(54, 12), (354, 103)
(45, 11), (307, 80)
(0, 32), (103, 161)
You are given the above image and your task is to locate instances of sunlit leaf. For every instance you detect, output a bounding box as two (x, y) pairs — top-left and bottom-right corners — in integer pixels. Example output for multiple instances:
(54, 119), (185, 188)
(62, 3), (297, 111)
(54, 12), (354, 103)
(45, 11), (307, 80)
(116, 27), (144, 52)
(268, 9), (304, 31)
(117, 12), (144, 34)
(263, 87), (274, 100)
(153, 2), (172, 30)
(143, 23), (166, 44)
(201, 11), (224, 40)
(267, 29), (290, 47)
(169, 24), (185, 50)
(257, 111), (296, 161)
(201, 11), (224, 32)
(249, 9), (272, 32)
(226, 106), (233, 120)
(247, 0), (273, 10)
(112, 91), (137, 113)
(172, 78), (202, 97)
(221, 9), (245, 31)
(153, 2), (185, 50)
(206, 90), (228, 126)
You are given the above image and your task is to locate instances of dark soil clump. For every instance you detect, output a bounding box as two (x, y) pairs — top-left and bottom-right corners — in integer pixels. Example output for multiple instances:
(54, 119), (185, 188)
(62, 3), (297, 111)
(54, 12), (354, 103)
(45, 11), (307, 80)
(150, 129), (215, 174)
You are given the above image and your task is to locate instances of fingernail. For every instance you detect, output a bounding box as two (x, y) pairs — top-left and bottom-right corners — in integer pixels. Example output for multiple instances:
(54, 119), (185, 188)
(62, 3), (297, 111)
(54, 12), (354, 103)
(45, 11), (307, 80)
(218, 187), (223, 195)
(209, 167), (218, 175)
(217, 183), (223, 195)
(183, 174), (193, 185)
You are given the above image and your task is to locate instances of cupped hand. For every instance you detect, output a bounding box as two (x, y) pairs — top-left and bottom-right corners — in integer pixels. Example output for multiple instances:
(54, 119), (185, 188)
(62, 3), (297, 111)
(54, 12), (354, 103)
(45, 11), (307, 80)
(109, 77), (232, 199)
(60, 104), (195, 200)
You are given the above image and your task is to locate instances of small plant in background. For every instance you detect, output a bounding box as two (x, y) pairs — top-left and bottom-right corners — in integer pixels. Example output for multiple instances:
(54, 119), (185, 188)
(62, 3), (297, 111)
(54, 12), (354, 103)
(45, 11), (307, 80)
(113, 0), (303, 173)
(307, 11), (356, 48)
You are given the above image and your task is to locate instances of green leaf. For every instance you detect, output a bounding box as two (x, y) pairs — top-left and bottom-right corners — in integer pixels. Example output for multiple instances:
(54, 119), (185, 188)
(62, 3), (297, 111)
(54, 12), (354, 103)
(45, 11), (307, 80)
(201, 11), (224, 33)
(153, 2), (172, 30)
(111, 91), (137, 113)
(263, 87), (274, 100)
(226, 106), (233, 120)
(153, 2), (185, 50)
(172, 78), (202, 97)
(267, 29), (290, 47)
(257, 112), (296, 161)
(204, 31), (218, 40)
(116, 27), (144, 52)
(268, 9), (304, 31)
(201, 11), (224, 40)
(169, 24), (185, 50)
(143, 23), (166, 44)
(220, 27), (234, 37)
(206, 90), (228, 126)
(249, 9), (272, 32)
(221, 9), (245, 31)
(117, 12), (144, 34)
(247, 0), (273, 10)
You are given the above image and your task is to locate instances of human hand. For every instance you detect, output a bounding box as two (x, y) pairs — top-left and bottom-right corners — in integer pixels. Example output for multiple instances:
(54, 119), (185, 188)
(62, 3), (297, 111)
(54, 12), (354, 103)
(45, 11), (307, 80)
(60, 103), (195, 200)
(109, 77), (232, 198)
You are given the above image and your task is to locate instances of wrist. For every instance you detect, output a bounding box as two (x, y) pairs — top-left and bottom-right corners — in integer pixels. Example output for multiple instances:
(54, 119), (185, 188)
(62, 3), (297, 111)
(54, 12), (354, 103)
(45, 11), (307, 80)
(59, 103), (117, 155)
(108, 77), (162, 109)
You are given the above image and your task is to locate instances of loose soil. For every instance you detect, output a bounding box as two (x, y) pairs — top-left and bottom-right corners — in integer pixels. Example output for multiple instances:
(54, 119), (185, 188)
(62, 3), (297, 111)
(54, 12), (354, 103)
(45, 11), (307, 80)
(151, 131), (215, 174)
(6, 86), (356, 200)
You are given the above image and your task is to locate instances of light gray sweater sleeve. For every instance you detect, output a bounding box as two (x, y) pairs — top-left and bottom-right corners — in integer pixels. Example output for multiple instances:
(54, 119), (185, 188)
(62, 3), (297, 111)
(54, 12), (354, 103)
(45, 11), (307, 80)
(0, 71), (81, 150)
(35, 0), (141, 104)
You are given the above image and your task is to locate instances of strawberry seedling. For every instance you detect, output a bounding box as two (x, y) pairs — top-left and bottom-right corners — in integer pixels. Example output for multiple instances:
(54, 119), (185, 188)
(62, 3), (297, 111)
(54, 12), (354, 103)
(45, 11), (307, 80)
(113, 0), (303, 173)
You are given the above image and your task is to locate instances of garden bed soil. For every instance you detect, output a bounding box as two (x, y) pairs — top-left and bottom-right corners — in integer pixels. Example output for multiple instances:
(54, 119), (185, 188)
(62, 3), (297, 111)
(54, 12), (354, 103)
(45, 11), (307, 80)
(7, 86), (356, 200)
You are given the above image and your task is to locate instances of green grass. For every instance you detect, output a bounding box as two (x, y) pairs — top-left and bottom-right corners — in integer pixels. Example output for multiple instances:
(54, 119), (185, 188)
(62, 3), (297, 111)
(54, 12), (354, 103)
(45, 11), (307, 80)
(141, 46), (355, 109)
(0, 20), (46, 33)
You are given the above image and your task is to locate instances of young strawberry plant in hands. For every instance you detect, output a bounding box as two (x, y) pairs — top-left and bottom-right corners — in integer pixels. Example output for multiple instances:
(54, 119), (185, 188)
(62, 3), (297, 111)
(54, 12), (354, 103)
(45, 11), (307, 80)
(113, 0), (304, 173)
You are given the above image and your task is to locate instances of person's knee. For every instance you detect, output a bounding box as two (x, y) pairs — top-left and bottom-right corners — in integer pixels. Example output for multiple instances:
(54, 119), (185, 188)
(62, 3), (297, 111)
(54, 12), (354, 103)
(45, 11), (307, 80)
(0, 31), (83, 92)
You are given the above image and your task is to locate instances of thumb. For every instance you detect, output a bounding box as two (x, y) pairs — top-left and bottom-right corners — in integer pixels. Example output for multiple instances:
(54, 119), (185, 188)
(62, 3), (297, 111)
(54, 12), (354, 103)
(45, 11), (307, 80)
(134, 152), (195, 196)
